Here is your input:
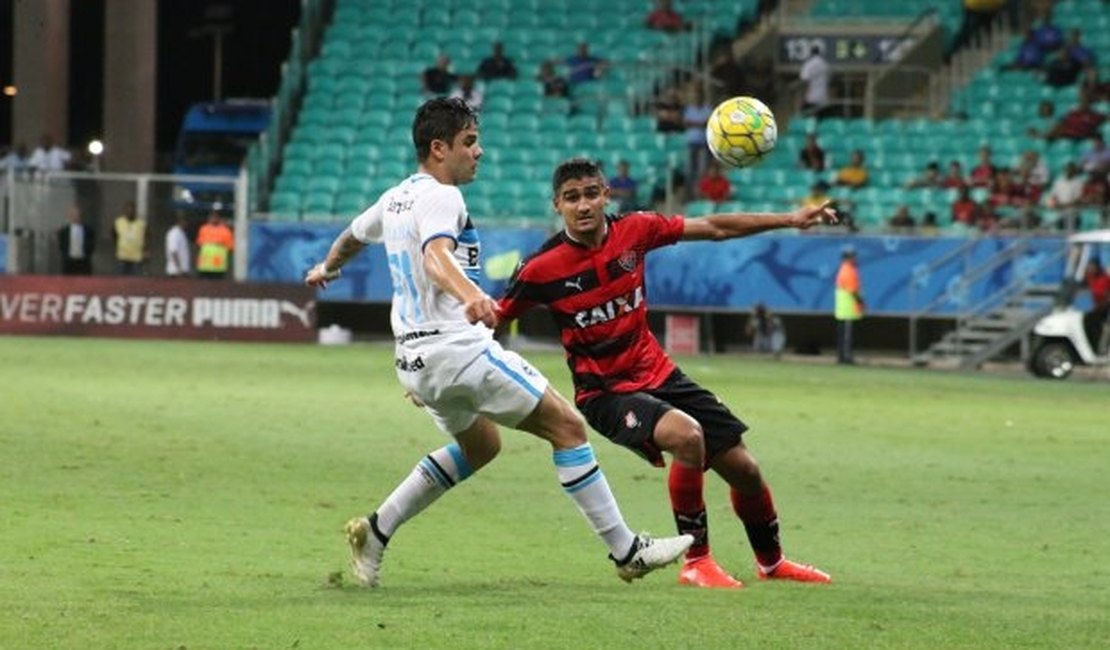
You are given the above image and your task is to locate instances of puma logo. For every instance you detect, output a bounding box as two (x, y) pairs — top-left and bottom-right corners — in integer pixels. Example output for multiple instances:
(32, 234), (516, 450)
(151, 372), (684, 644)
(279, 300), (314, 327)
(564, 277), (583, 291)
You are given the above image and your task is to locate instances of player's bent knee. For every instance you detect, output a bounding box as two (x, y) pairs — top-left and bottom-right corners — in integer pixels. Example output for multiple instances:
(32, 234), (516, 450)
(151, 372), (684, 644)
(656, 411), (706, 464)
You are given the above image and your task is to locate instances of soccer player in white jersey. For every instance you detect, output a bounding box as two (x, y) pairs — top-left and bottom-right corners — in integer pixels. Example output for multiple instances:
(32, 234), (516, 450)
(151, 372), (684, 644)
(305, 97), (692, 586)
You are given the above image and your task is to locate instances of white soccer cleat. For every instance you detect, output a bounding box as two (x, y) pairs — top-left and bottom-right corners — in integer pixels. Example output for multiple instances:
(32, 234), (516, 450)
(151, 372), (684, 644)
(613, 533), (695, 583)
(345, 516), (386, 587)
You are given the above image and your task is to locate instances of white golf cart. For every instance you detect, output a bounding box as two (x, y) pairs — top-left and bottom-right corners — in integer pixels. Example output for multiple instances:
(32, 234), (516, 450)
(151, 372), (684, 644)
(1027, 230), (1110, 379)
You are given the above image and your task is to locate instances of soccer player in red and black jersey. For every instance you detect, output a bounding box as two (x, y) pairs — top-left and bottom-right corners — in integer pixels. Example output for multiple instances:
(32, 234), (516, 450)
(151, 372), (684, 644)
(497, 158), (836, 588)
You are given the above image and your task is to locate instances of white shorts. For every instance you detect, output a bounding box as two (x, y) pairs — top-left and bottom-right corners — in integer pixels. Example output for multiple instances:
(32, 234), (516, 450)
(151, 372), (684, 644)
(394, 333), (549, 435)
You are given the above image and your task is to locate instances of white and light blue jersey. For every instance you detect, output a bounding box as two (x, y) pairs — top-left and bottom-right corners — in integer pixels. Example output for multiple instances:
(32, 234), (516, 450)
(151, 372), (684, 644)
(349, 173), (485, 339)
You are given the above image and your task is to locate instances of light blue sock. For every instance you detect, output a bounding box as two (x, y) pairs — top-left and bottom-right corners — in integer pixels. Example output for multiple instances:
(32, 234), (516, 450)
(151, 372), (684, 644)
(374, 442), (474, 538)
(553, 443), (636, 558)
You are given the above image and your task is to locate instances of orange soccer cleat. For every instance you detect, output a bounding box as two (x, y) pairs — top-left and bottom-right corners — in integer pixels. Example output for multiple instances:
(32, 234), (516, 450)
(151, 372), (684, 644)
(757, 558), (832, 583)
(678, 555), (745, 589)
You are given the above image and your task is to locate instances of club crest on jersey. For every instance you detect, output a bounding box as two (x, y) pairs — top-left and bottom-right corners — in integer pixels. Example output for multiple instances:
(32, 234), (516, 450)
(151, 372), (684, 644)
(624, 410), (640, 429)
(574, 285), (644, 328)
(618, 250), (637, 272)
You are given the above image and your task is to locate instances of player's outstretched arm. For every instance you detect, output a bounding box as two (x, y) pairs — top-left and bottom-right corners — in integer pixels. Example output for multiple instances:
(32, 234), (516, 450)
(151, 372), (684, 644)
(424, 237), (500, 329)
(682, 201), (839, 241)
(305, 227), (366, 289)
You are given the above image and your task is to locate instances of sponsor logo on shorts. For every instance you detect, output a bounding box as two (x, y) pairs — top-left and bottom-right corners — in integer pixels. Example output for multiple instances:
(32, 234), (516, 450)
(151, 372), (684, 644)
(395, 355), (425, 372)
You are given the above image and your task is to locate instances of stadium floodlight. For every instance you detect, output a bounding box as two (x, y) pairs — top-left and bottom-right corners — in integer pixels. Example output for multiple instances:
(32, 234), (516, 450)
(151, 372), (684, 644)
(87, 140), (104, 156)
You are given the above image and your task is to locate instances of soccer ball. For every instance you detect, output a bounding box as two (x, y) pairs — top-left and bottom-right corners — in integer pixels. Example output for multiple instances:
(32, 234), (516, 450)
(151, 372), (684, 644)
(705, 96), (777, 168)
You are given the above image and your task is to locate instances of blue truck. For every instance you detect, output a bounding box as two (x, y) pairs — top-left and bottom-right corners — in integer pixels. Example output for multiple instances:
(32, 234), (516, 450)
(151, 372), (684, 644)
(172, 100), (271, 212)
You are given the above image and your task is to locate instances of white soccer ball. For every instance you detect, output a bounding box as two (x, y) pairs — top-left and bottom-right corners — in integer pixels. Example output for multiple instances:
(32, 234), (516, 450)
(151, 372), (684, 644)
(705, 96), (778, 168)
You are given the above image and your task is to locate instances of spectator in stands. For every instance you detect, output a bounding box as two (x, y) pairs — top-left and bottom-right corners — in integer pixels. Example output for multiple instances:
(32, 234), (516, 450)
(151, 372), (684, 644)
(477, 42), (518, 81)
(905, 161), (942, 189)
(744, 302), (786, 356)
(1032, 6), (1064, 54)
(802, 180), (831, 208)
(113, 201), (147, 276)
(835, 149), (868, 189)
(684, 86), (714, 199)
(1080, 169), (1108, 207)
(969, 145), (996, 187)
(1037, 94), (1106, 142)
(563, 43), (607, 85)
(1047, 162), (1085, 208)
(942, 160), (967, 188)
(799, 45), (830, 118)
(697, 159), (732, 203)
(536, 61), (570, 98)
(655, 87), (684, 133)
(798, 132), (826, 171)
(1025, 100), (1057, 138)
(28, 133), (71, 175)
(1003, 28), (1046, 71)
(422, 54), (455, 95)
(887, 205), (916, 231)
(1080, 67), (1110, 103)
(1080, 134), (1110, 173)
(608, 160), (640, 212)
(989, 168), (1031, 208)
(645, 0), (690, 34)
(450, 74), (484, 111)
(1063, 29), (1096, 68)
(951, 186), (981, 226)
(977, 202), (1002, 232)
(920, 211), (940, 236)
(1015, 150), (1050, 194)
(0, 142), (29, 178)
(56, 205), (95, 275)
(1044, 47), (1084, 88)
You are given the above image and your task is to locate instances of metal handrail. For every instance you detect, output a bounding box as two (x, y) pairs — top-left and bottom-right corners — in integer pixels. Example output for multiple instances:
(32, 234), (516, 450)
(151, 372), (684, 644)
(907, 234), (980, 358)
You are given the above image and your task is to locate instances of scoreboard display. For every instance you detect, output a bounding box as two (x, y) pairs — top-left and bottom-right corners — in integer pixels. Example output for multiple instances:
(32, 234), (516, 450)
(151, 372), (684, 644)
(778, 34), (915, 65)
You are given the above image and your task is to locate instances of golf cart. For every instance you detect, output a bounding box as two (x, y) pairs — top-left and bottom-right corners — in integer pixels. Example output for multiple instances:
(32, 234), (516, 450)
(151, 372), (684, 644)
(1027, 230), (1110, 379)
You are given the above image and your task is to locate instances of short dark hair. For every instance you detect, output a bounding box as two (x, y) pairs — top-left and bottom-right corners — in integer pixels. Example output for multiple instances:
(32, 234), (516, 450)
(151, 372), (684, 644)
(552, 157), (605, 194)
(412, 97), (478, 162)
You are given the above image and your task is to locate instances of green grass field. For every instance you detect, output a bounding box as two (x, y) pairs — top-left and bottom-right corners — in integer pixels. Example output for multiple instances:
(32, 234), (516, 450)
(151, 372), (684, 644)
(1, 335), (1107, 649)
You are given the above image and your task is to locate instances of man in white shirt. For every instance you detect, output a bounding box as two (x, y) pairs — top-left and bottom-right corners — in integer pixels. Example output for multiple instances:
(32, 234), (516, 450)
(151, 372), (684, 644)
(1046, 162), (1086, 229)
(165, 215), (191, 276)
(305, 97), (691, 588)
(799, 46), (830, 118)
(28, 134), (71, 175)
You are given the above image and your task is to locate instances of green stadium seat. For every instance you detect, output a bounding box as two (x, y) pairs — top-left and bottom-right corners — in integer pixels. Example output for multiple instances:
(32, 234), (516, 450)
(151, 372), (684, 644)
(269, 192), (301, 215)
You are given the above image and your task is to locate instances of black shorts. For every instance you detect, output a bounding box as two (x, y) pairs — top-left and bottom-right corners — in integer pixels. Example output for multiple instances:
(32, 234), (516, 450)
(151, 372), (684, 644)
(579, 369), (747, 468)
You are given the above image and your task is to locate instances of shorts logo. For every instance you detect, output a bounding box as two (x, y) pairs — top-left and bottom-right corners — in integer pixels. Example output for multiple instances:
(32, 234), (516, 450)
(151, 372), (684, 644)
(395, 355), (425, 372)
(618, 250), (637, 272)
(624, 410), (639, 430)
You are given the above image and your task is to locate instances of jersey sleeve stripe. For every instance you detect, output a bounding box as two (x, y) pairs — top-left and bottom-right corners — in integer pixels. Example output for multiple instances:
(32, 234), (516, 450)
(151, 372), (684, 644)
(421, 232), (458, 251)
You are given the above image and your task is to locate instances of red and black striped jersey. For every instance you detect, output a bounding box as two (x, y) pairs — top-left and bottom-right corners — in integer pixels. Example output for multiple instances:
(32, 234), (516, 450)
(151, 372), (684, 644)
(498, 211), (685, 403)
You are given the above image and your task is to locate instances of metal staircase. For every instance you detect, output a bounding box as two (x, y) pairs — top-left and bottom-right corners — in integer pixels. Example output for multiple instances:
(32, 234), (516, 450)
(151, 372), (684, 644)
(911, 236), (1068, 370)
(925, 282), (1059, 369)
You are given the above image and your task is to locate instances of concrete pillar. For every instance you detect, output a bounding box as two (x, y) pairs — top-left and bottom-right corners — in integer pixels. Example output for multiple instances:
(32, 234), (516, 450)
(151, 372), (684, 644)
(102, 0), (157, 172)
(12, 0), (70, 146)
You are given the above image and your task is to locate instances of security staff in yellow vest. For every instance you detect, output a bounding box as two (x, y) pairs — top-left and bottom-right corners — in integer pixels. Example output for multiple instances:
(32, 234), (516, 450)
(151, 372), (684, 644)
(196, 209), (235, 279)
(114, 201), (147, 276)
(834, 247), (864, 365)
